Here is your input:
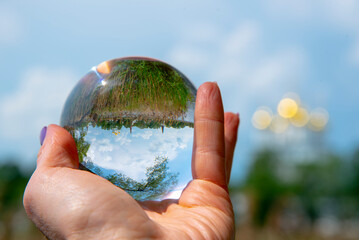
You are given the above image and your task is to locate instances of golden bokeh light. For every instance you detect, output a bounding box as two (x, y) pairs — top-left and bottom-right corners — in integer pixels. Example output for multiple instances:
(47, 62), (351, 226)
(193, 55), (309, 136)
(253, 93), (328, 133)
(270, 115), (289, 134)
(290, 107), (309, 127)
(308, 108), (329, 131)
(252, 107), (273, 130)
(277, 98), (298, 119)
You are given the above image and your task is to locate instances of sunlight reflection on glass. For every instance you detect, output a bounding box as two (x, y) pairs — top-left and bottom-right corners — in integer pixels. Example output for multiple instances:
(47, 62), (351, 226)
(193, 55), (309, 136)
(97, 60), (111, 74)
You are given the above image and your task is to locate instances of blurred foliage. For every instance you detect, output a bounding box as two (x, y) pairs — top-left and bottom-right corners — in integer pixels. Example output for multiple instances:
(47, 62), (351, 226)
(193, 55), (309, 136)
(1, 146), (359, 239)
(0, 158), (43, 240)
(243, 150), (289, 226)
(349, 148), (359, 200)
(233, 146), (359, 239)
(0, 161), (27, 210)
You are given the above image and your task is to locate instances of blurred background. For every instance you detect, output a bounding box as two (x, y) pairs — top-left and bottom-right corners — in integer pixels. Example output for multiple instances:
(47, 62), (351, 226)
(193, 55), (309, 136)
(1, 0), (359, 239)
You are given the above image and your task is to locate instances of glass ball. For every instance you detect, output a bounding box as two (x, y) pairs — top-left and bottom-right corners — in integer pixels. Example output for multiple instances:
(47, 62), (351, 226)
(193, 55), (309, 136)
(60, 57), (196, 201)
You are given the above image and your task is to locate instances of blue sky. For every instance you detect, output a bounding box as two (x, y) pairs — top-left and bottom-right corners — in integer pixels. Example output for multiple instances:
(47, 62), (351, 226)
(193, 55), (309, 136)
(1, 0), (359, 182)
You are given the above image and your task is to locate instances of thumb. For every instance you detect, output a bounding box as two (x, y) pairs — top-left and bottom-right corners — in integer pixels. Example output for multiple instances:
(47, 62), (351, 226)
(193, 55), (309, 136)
(37, 124), (79, 169)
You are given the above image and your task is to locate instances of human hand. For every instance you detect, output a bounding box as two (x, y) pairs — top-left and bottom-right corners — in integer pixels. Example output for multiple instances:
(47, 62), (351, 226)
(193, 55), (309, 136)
(23, 82), (240, 240)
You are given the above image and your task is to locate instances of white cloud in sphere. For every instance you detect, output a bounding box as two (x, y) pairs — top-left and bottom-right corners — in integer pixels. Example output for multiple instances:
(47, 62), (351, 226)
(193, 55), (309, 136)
(86, 127), (193, 181)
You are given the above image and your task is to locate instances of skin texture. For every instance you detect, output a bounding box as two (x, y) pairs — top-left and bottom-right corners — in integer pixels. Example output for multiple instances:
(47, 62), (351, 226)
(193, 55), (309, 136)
(23, 82), (240, 240)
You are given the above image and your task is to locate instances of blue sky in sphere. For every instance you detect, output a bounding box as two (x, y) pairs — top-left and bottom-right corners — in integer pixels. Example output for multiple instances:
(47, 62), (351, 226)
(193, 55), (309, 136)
(0, 0), (359, 183)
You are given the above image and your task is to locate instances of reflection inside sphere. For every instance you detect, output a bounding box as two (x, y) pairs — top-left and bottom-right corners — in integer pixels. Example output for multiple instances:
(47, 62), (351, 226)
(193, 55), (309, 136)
(60, 57), (196, 201)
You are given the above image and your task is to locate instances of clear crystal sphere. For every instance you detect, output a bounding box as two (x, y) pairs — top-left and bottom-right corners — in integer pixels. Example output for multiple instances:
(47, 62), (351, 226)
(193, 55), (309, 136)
(60, 57), (196, 201)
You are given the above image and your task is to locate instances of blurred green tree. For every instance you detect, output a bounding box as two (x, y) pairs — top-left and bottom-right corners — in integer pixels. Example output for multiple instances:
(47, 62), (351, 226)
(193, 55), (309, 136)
(0, 159), (42, 239)
(243, 149), (288, 226)
(107, 156), (179, 201)
(239, 146), (359, 232)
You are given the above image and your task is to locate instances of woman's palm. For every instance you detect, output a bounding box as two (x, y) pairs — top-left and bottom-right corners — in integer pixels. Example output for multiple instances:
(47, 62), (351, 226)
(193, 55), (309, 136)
(24, 83), (239, 240)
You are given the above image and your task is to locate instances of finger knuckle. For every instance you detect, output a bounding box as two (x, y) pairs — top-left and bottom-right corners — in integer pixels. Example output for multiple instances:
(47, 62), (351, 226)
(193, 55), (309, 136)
(196, 145), (225, 160)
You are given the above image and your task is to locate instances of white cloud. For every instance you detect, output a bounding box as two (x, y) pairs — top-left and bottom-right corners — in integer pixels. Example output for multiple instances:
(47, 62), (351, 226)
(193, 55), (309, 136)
(214, 48), (306, 116)
(263, 0), (359, 31)
(222, 22), (259, 57)
(262, 0), (359, 68)
(85, 127), (193, 182)
(0, 7), (23, 44)
(132, 130), (152, 140)
(349, 38), (359, 66)
(248, 49), (305, 90)
(168, 22), (262, 82)
(323, 0), (359, 30)
(168, 21), (306, 113)
(0, 67), (77, 141)
(168, 45), (209, 70)
(97, 139), (114, 152)
(263, 0), (313, 20)
(180, 22), (220, 44)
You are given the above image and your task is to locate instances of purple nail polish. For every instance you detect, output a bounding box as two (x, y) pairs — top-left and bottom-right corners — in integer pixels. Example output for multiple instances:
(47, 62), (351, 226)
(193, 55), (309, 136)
(40, 126), (47, 145)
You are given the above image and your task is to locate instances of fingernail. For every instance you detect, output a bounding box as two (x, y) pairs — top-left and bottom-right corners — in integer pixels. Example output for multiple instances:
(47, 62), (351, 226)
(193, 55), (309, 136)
(40, 126), (47, 145)
(236, 113), (240, 118)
